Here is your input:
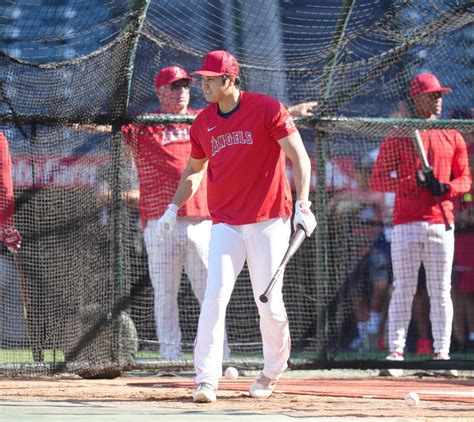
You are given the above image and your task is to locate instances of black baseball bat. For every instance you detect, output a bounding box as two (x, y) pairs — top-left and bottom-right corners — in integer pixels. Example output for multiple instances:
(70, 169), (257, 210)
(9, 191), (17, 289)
(13, 251), (29, 320)
(12, 251), (42, 360)
(259, 225), (307, 303)
(413, 130), (452, 231)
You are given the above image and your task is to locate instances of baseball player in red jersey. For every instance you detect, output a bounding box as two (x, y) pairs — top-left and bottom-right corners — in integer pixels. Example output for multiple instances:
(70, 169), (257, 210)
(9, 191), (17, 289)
(156, 50), (317, 402)
(0, 132), (21, 253)
(370, 73), (472, 372)
(122, 66), (231, 359)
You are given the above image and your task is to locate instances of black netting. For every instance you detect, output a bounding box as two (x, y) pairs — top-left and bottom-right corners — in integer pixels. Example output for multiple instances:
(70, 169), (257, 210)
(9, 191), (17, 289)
(0, 0), (472, 377)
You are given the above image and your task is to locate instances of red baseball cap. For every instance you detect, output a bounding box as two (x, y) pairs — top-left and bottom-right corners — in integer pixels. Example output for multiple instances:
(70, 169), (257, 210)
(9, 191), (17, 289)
(155, 66), (193, 89)
(191, 50), (239, 77)
(409, 73), (452, 97)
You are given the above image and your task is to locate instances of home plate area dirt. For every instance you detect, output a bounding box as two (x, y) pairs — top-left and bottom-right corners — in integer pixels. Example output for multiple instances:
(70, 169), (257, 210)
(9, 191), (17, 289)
(1, 375), (473, 420)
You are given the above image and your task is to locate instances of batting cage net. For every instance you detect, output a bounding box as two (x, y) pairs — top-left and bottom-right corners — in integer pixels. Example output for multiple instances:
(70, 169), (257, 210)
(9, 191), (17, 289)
(0, 0), (472, 377)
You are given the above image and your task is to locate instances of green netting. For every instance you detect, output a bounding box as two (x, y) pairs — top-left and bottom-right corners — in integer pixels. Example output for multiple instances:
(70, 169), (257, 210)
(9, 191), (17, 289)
(0, 0), (472, 377)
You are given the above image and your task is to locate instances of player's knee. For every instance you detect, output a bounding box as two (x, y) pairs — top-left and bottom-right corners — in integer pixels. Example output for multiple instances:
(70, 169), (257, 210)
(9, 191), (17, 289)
(201, 295), (231, 312)
(256, 299), (286, 319)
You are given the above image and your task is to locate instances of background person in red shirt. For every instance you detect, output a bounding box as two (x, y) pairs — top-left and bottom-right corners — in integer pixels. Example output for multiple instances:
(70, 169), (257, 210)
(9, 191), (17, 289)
(0, 132), (21, 253)
(156, 50), (316, 402)
(450, 109), (474, 353)
(370, 73), (472, 370)
(0, 131), (23, 348)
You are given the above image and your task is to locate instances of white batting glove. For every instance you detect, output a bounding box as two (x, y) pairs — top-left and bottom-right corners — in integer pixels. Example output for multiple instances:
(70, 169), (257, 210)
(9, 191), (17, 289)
(293, 200), (317, 237)
(157, 204), (179, 241)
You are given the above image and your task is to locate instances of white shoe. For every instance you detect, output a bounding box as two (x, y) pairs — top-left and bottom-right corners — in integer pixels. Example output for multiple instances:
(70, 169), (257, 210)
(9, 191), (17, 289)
(249, 372), (279, 398)
(433, 353), (458, 377)
(382, 352), (404, 377)
(192, 382), (217, 403)
(434, 352), (450, 360)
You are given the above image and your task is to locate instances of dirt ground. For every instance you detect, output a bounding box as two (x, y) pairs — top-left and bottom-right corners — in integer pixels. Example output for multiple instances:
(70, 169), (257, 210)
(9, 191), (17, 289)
(1, 375), (473, 420)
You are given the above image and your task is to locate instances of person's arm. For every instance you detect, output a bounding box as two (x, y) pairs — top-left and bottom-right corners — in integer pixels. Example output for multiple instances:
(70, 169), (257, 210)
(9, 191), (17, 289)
(371, 139), (395, 193)
(287, 101), (318, 118)
(72, 123), (112, 133)
(278, 132), (311, 201)
(155, 156), (208, 241)
(97, 186), (140, 208)
(171, 157), (209, 207)
(0, 133), (21, 252)
(446, 132), (472, 197)
(0, 134), (14, 228)
(370, 137), (418, 195)
(278, 132), (316, 236)
(124, 188), (140, 209)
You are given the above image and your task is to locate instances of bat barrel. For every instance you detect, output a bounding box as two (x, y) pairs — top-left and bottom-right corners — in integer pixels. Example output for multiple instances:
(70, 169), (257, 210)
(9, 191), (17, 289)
(258, 225), (307, 303)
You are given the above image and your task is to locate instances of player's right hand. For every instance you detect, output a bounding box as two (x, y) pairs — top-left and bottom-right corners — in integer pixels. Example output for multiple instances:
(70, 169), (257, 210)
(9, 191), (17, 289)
(416, 169), (449, 197)
(288, 101), (318, 117)
(293, 200), (317, 237)
(415, 168), (432, 188)
(157, 204), (179, 241)
(2, 226), (21, 253)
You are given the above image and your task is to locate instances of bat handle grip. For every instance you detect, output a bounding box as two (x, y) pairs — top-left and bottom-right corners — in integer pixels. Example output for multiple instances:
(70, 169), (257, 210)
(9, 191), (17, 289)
(435, 197), (452, 231)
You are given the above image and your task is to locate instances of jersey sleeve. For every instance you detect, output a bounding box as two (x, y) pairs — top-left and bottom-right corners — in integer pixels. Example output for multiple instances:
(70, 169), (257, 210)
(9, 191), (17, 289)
(264, 97), (298, 142)
(448, 131), (472, 197)
(0, 132), (14, 227)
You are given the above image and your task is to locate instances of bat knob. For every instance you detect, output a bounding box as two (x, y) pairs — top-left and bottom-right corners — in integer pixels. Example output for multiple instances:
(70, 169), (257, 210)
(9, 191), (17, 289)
(259, 294), (268, 303)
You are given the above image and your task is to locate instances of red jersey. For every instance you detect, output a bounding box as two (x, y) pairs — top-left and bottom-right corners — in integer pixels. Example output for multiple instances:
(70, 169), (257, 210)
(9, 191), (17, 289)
(370, 129), (472, 225)
(190, 91), (296, 225)
(123, 109), (209, 228)
(0, 132), (14, 227)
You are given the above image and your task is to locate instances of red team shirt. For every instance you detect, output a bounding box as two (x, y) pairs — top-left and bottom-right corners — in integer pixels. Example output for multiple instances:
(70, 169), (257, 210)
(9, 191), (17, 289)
(122, 109), (209, 229)
(370, 129), (472, 225)
(0, 132), (14, 227)
(190, 91), (296, 225)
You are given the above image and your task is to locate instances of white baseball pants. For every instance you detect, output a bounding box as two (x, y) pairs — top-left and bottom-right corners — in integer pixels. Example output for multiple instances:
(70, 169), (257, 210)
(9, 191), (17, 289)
(194, 217), (291, 389)
(388, 222), (454, 355)
(144, 217), (212, 358)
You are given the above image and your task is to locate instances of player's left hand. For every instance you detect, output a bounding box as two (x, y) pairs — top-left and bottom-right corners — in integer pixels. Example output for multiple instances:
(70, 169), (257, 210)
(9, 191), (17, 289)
(429, 181), (450, 197)
(293, 200), (317, 236)
(2, 226), (21, 253)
